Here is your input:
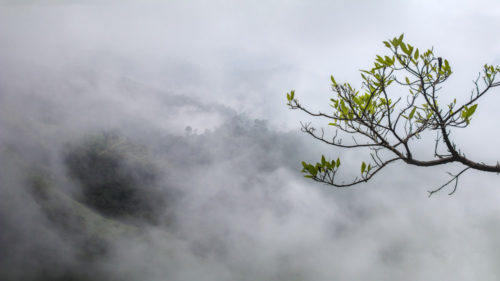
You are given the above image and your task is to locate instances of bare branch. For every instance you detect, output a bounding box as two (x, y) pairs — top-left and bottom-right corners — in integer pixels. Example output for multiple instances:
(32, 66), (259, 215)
(428, 167), (471, 197)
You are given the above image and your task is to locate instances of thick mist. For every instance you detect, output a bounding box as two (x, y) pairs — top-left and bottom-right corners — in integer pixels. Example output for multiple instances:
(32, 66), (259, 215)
(2, 1), (500, 281)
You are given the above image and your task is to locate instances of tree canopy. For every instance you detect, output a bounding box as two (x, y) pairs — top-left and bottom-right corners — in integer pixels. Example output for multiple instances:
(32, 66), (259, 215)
(286, 34), (500, 195)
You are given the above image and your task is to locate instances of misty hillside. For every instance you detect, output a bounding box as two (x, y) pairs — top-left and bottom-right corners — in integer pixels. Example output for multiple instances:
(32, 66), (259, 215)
(2, 57), (500, 281)
(3, 2), (500, 281)
(0, 86), (321, 280)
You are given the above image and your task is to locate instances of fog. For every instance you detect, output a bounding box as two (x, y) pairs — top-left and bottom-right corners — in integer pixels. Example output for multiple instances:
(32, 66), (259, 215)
(2, 1), (500, 280)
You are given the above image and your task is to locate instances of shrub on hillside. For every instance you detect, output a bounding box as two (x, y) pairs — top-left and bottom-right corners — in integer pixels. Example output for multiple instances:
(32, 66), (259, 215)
(64, 132), (165, 223)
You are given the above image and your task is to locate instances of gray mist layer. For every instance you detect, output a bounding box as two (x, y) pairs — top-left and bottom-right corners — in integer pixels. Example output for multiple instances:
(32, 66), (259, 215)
(2, 1), (500, 281)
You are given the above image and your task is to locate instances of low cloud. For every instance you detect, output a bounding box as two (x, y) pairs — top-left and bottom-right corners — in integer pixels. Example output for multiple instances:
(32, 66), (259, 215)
(2, 2), (500, 281)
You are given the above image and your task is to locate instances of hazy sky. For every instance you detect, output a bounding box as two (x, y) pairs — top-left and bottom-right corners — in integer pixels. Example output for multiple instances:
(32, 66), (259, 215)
(2, 1), (500, 280)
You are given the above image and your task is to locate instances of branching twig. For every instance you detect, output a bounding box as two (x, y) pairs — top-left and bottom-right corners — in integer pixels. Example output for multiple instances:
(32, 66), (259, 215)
(427, 167), (471, 197)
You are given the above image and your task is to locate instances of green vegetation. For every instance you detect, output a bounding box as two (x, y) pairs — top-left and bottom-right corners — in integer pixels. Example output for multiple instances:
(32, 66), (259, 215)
(29, 171), (138, 281)
(64, 132), (165, 222)
(31, 172), (139, 239)
(21, 132), (168, 280)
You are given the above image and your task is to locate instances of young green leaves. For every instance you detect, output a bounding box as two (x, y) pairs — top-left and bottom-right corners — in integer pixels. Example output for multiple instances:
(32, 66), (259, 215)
(286, 90), (295, 103)
(483, 64), (500, 84)
(360, 161), (371, 176)
(301, 156), (341, 180)
(461, 104), (478, 125)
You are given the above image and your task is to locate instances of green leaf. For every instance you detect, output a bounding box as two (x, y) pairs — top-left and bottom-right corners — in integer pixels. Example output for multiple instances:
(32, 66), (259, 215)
(384, 56), (393, 65)
(400, 42), (409, 55)
(376, 55), (385, 65)
(290, 90), (295, 100)
(340, 100), (348, 115)
(468, 104), (478, 116)
(414, 48), (419, 60)
(462, 104), (477, 119)
(407, 44), (414, 56)
(336, 158), (341, 167)
(461, 106), (469, 118)
(321, 155), (326, 165)
(398, 34), (404, 43)
(383, 41), (391, 48)
(361, 161), (366, 174)
(325, 161), (332, 170)
(331, 75), (337, 85)
(307, 165), (317, 177)
(408, 107), (417, 119)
